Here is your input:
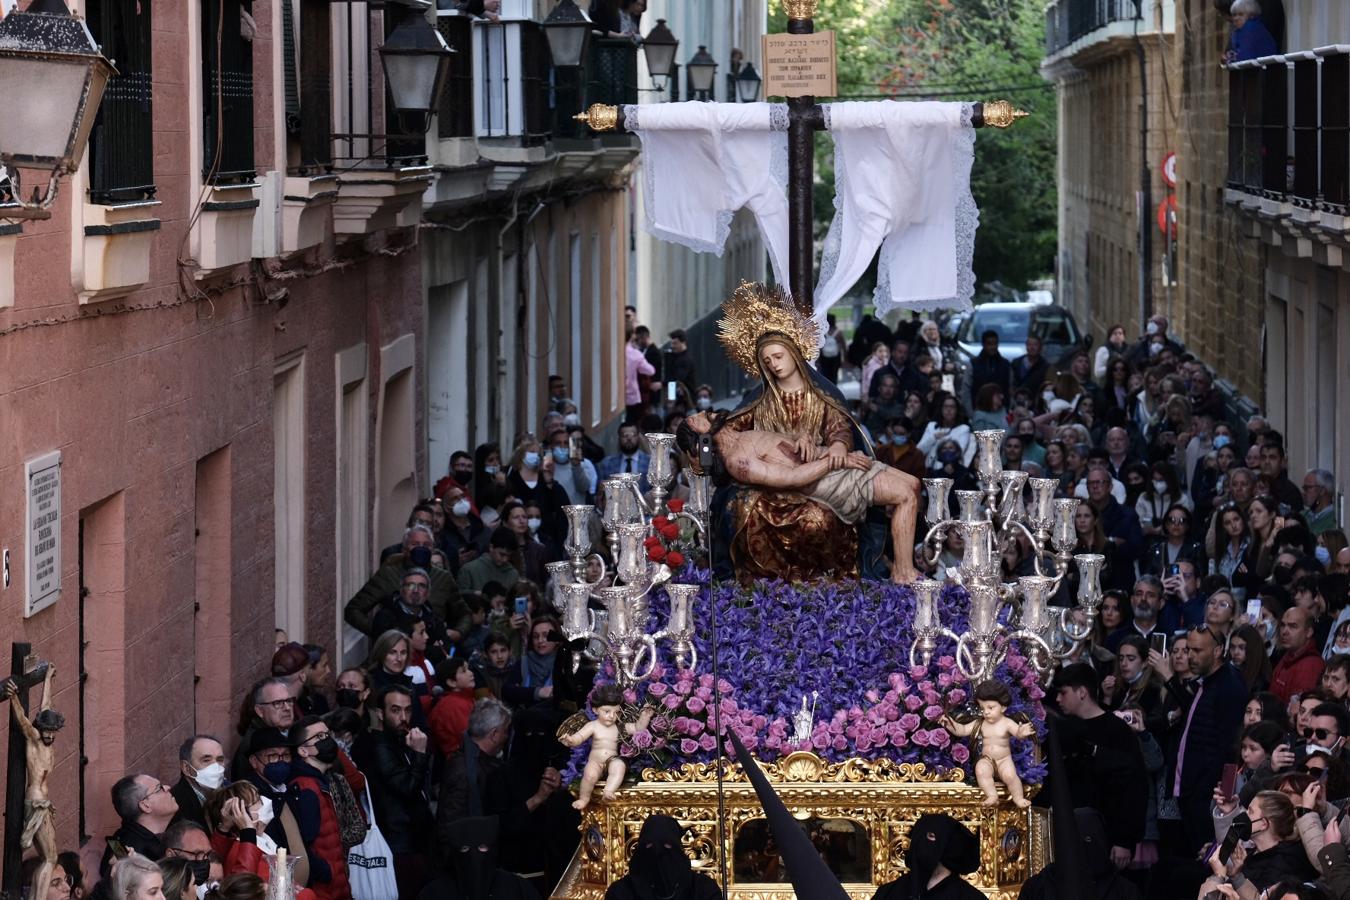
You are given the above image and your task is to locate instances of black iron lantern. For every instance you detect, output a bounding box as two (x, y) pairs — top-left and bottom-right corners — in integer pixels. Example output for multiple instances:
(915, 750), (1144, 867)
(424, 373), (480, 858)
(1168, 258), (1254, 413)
(687, 45), (717, 99)
(0, 0), (115, 182)
(379, 10), (454, 115)
(543, 0), (592, 69)
(736, 61), (762, 103)
(641, 18), (678, 82)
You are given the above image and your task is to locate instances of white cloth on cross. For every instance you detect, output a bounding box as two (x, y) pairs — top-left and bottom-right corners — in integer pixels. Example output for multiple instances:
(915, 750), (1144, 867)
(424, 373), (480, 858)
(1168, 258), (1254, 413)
(814, 101), (978, 332)
(624, 102), (791, 287)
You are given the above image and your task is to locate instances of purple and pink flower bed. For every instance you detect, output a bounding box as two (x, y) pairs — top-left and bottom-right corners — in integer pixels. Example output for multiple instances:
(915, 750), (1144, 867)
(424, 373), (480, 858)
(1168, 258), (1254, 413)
(562, 568), (1048, 787)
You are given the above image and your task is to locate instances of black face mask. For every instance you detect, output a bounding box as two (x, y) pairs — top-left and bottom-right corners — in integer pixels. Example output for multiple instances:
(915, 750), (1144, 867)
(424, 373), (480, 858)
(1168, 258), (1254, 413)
(335, 689), (363, 709)
(313, 736), (340, 765)
(628, 816), (691, 900)
(453, 471), (471, 485)
(187, 859), (211, 885)
(408, 546), (433, 568)
(1228, 810), (1253, 842)
(1273, 564), (1293, 586)
(447, 816), (500, 899)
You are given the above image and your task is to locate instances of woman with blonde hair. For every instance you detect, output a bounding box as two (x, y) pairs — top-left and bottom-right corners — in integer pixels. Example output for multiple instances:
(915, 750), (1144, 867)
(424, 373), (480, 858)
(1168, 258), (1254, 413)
(110, 854), (162, 900)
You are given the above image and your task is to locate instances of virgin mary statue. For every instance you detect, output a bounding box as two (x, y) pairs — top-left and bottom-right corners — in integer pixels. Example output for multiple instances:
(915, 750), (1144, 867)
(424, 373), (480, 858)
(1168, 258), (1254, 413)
(716, 283), (867, 582)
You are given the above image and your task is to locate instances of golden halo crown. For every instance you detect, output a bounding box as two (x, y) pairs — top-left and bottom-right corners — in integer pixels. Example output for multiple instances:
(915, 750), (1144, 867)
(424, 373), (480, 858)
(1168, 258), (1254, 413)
(717, 282), (821, 376)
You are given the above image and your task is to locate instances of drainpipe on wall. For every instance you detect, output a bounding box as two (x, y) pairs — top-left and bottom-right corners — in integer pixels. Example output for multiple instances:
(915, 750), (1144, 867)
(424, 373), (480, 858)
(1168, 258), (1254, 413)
(1134, 0), (1154, 331)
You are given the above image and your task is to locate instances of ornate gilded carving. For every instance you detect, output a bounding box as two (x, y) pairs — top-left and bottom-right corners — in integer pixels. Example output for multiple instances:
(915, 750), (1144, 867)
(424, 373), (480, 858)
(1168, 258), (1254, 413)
(573, 104), (620, 132)
(783, 0), (819, 20)
(551, 752), (1047, 899)
(981, 100), (1031, 129)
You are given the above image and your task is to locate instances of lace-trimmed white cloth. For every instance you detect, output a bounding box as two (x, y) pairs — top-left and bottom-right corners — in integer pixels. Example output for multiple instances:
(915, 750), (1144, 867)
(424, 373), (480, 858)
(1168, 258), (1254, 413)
(814, 101), (978, 332)
(624, 102), (791, 288)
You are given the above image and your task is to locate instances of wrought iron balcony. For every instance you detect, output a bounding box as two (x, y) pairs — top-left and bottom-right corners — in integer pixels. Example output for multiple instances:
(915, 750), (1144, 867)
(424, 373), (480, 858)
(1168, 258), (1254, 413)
(1042, 0), (1175, 59)
(1226, 47), (1350, 213)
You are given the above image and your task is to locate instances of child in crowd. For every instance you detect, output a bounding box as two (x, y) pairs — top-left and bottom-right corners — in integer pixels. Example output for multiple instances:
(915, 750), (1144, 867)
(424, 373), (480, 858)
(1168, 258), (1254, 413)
(477, 634), (515, 700)
(427, 657), (477, 757)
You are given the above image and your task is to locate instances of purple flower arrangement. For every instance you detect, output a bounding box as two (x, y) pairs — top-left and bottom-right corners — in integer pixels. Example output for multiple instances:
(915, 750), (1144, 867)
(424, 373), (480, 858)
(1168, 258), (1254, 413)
(563, 569), (1048, 787)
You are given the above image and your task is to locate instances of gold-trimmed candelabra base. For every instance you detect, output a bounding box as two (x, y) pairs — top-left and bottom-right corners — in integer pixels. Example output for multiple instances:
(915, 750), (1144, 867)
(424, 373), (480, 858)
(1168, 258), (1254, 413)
(550, 751), (1049, 899)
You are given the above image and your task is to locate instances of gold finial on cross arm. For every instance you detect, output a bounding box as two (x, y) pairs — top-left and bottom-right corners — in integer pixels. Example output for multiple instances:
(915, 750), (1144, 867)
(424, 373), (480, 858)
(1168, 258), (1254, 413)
(783, 0), (818, 20)
(982, 99), (1031, 129)
(573, 104), (620, 133)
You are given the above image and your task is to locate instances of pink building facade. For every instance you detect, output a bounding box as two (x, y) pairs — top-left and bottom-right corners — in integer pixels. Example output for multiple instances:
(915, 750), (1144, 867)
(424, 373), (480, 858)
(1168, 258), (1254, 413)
(0, 0), (429, 875)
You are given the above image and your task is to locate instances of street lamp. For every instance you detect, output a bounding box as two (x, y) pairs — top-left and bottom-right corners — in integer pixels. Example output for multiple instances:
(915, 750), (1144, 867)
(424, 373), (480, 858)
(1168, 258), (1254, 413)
(641, 18), (678, 84)
(0, 0), (116, 215)
(736, 61), (762, 102)
(686, 45), (718, 101)
(543, 0), (592, 69)
(379, 9), (454, 116)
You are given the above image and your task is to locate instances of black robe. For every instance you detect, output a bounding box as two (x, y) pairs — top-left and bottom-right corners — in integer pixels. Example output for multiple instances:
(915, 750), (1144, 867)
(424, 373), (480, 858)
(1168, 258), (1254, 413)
(604, 872), (724, 900)
(416, 871), (536, 900)
(873, 873), (986, 900)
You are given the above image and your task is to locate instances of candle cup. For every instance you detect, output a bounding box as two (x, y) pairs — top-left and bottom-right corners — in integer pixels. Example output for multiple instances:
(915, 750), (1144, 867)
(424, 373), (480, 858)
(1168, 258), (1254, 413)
(1073, 552), (1106, 611)
(923, 477), (953, 527)
(998, 470), (1028, 524)
(684, 468), (711, 516)
(645, 433), (677, 490)
(968, 585), (1000, 634)
(958, 519), (996, 579)
(913, 578), (943, 631)
(973, 430), (1005, 483)
(563, 505), (596, 557)
(1026, 478), (1059, 531)
(1051, 498), (1079, 552)
(1017, 575), (1055, 634)
(614, 523), (651, 585)
(955, 490), (985, 523)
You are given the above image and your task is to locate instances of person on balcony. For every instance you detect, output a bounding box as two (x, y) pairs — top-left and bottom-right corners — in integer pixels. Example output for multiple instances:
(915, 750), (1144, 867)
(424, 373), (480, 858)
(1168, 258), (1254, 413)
(590, 0), (644, 40)
(1226, 0), (1277, 63)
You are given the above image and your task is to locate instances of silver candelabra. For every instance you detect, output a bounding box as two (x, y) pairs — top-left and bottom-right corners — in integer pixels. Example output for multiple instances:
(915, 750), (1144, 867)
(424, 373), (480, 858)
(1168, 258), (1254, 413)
(553, 432), (712, 687)
(913, 429), (1105, 682)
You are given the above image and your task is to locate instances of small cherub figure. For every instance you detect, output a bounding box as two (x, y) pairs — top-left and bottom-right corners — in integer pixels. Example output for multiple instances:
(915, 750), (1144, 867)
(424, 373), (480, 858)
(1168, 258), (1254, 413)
(941, 680), (1035, 809)
(559, 684), (654, 810)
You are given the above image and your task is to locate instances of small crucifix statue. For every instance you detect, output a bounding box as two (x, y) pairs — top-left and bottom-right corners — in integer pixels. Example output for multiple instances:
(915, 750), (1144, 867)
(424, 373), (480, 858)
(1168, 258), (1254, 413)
(2, 649), (61, 900)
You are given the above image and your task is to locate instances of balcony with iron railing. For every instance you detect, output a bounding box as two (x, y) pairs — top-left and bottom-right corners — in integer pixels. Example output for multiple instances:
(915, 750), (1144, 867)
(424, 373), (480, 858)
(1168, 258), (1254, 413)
(427, 10), (641, 207)
(1225, 46), (1350, 257)
(1043, 0), (1173, 65)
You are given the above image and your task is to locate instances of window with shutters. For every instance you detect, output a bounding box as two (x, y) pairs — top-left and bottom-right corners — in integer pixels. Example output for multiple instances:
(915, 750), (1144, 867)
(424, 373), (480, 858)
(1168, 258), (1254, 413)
(86, 0), (155, 204)
(282, 0), (333, 174)
(201, 0), (256, 183)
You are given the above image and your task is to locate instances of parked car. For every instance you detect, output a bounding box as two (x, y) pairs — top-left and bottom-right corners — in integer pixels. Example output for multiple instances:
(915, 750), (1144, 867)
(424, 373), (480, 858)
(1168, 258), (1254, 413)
(952, 302), (1089, 367)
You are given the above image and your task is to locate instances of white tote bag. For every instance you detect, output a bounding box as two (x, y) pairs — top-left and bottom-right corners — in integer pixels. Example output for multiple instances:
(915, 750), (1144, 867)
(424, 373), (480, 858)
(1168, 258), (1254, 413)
(347, 782), (398, 900)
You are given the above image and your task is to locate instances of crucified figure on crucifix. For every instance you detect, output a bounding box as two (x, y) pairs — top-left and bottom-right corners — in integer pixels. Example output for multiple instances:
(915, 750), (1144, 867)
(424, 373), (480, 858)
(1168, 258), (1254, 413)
(5, 663), (62, 900)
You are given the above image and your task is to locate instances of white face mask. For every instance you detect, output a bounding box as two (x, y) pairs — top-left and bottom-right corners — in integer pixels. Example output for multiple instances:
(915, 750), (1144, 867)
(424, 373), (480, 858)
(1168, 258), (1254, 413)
(256, 795), (275, 827)
(696, 396), (712, 410)
(1146, 321), (1159, 336)
(527, 517), (542, 533)
(192, 762), (226, 791)
(563, 413), (581, 427)
(1152, 480), (1168, 495)
(451, 499), (471, 517)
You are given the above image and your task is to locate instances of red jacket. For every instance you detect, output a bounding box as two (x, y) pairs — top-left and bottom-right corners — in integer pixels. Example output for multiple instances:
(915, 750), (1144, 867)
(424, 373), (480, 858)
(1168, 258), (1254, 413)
(427, 688), (475, 756)
(1271, 641), (1326, 703)
(289, 766), (351, 900)
(209, 832), (318, 900)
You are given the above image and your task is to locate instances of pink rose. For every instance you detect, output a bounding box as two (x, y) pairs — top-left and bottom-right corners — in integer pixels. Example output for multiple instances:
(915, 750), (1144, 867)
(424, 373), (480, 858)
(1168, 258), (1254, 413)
(865, 690), (880, 703)
(699, 733), (717, 752)
(937, 672), (952, 688)
(685, 697), (706, 714)
(765, 735), (782, 751)
(695, 687), (713, 702)
(633, 730), (653, 749)
(913, 729), (932, 747)
(923, 705), (944, 721)
(663, 695), (681, 710)
(718, 679), (734, 694)
(672, 716), (690, 734)
(856, 736), (873, 753)
(951, 743), (970, 764)
(811, 731), (830, 750)
(909, 665), (927, 679)
(651, 716), (670, 732)
(675, 679), (694, 696)
(899, 713), (921, 732)
(947, 689), (966, 706)
(647, 682), (668, 697)
(686, 719), (705, 737)
(929, 729), (950, 749)
(1027, 685), (1045, 701)
(623, 689), (637, 704)
(680, 738), (700, 755)
(905, 695), (924, 711)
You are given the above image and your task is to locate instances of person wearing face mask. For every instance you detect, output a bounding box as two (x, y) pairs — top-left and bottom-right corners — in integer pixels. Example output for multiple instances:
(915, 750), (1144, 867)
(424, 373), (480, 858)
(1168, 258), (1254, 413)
(1125, 316), (1182, 368)
(876, 416), (925, 479)
(233, 729), (307, 866)
(1204, 791), (1315, 897)
(288, 718), (352, 900)
(441, 487), (488, 575)
(603, 815), (722, 900)
(505, 440), (569, 545)
(204, 782), (315, 896)
(472, 442), (511, 513)
(345, 524), (470, 643)
(171, 736), (228, 829)
(434, 450), (476, 500)
(545, 428), (597, 506)
(418, 815), (534, 900)
(371, 568), (453, 664)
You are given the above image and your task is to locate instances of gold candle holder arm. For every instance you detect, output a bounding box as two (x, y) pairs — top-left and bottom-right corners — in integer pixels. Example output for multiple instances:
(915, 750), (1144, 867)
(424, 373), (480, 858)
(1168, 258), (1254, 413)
(979, 99), (1031, 129)
(573, 103), (622, 133)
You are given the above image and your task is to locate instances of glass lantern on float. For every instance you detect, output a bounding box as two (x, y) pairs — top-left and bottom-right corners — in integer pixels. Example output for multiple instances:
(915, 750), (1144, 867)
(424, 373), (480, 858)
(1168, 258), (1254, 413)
(380, 9), (454, 120)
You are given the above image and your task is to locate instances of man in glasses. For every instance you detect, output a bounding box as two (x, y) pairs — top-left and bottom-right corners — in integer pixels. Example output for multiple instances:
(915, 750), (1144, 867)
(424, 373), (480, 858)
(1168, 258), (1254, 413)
(99, 773), (180, 876)
(1304, 703), (1350, 763)
(230, 677), (298, 781)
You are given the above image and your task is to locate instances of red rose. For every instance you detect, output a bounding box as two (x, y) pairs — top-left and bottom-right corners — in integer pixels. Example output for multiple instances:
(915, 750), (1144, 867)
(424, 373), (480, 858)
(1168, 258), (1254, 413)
(660, 523), (680, 540)
(653, 515), (670, 529)
(648, 546), (668, 562)
(644, 535), (663, 549)
(667, 551), (686, 568)
(667, 499), (685, 513)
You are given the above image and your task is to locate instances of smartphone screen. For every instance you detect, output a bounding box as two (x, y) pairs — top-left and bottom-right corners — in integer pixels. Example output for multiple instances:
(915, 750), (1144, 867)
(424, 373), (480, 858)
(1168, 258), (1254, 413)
(1245, 599), (1263, 623)
(1219, 763), (1239, 799)
(667, 382), (678, 402)
(108, 839), (129, 859)
(514, 596), (529, 617)
(1150, 633), (1168, 657)
(1168, 563), (1180, 577)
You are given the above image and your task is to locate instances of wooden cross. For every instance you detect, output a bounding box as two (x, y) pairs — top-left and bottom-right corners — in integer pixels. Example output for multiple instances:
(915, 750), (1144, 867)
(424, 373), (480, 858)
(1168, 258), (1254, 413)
(2, 643), (50, 898)
(573, 0), (1027, 315)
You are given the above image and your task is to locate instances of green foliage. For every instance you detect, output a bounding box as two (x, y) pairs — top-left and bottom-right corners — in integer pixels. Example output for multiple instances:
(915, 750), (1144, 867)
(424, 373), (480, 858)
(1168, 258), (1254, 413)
(765, 0), (1057, 293)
